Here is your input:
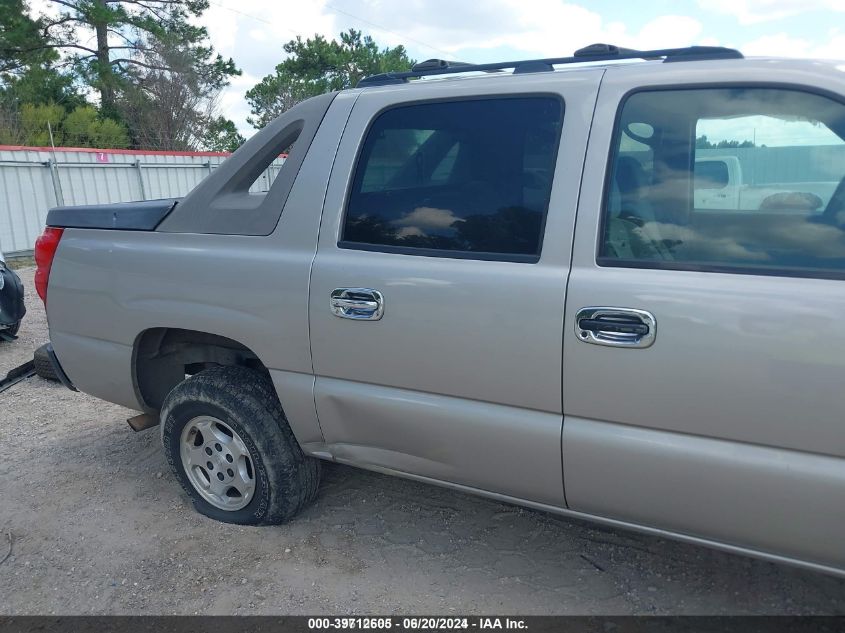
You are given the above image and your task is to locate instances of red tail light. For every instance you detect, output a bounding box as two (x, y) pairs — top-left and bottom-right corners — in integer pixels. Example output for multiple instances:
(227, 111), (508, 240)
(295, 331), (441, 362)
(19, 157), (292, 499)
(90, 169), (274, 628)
(34, 227), (64, 305)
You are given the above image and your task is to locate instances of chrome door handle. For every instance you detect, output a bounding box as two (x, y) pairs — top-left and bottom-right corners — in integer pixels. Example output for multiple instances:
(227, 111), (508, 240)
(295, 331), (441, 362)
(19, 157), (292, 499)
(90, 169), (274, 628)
(330, 288), (384, 320)
(575, 307), (656, 348)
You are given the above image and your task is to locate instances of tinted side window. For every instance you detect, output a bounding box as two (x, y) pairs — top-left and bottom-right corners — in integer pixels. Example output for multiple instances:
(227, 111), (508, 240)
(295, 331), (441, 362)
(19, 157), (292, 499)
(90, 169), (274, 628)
(342, 97), (563, 260)
(600, 88), (845, 277)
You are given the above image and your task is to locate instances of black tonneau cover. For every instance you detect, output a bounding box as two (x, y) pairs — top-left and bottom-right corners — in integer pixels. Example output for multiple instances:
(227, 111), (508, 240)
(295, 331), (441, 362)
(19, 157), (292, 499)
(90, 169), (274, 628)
(46, 198), (179, 231)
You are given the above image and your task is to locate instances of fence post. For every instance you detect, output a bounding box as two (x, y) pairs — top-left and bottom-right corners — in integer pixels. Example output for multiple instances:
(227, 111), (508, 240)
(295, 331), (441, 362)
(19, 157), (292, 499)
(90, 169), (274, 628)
(135, 160), (147, 200)
(45, 159), (65, 206)
(205, 161), (213, 176)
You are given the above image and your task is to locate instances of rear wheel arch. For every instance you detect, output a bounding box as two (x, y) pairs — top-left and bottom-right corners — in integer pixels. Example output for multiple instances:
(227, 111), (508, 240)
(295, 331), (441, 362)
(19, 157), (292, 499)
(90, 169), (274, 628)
(132, 327), (270, 412)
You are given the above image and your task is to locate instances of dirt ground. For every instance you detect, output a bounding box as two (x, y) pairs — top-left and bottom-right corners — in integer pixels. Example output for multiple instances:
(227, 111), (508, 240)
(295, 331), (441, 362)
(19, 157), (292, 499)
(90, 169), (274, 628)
(2, 266), (845, 615)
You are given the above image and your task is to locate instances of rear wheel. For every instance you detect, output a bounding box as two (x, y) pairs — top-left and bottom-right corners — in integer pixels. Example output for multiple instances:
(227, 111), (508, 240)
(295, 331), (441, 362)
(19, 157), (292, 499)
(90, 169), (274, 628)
(160, 366), (320, 525)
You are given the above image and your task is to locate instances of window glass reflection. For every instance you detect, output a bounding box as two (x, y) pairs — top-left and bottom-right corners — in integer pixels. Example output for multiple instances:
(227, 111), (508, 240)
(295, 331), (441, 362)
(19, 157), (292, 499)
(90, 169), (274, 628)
(602, 88), (845, 275)
(343, 97), (563, 259)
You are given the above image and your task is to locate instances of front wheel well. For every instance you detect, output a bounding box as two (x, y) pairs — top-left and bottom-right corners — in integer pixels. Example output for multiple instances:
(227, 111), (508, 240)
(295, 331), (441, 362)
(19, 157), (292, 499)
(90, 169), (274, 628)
(133, 328), (268, 412)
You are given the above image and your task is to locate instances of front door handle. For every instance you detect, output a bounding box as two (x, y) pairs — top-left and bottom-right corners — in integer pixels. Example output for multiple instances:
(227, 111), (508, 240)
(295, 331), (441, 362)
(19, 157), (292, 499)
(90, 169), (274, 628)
(330, 288), (384, 320)
(575, 307), (656, 348)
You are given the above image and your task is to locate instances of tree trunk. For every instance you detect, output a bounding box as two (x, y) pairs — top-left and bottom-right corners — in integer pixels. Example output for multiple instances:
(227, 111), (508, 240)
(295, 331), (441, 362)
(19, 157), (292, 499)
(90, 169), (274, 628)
(93, 0), (114, 115)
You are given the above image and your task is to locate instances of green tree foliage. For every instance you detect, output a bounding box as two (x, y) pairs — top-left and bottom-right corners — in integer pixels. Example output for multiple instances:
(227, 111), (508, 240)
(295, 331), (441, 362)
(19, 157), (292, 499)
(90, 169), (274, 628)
(1, 0), (239, 150)
(695, 135), (756, 149)
(245, 74), (313, 130)
(22, 0), (239, 119)
(2, 63), (85, 108)
(0, 0), (52, 74)
(246, 29), (414, 128)
(0, 62), (86, 143)
(17, 102), (65, 145)
(0, 102), (129, 147)
(119, 35), (241, 151)
(64, 105), (129, 147)
(203, 116), (245, 152)
(1, 0), (86, 136)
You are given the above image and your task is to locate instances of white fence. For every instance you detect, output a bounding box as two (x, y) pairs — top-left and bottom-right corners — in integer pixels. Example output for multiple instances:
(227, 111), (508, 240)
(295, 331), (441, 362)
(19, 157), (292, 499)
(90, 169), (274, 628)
(0, 145), (284, 255)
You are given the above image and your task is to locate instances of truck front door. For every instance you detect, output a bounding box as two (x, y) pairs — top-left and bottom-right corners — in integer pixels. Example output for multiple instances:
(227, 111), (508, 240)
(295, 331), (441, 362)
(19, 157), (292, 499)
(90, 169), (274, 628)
(562, 63), (845, 571)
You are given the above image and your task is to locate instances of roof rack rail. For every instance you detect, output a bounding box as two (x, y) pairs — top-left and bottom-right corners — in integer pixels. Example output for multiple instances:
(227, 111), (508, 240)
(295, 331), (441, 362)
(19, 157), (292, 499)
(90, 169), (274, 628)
(357, 43), (743, 87)
(411, 59), (473, 71)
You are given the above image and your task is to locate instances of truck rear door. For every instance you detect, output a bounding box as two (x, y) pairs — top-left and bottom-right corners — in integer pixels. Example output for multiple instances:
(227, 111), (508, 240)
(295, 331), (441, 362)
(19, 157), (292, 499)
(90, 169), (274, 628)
(308, 69), (603, 505)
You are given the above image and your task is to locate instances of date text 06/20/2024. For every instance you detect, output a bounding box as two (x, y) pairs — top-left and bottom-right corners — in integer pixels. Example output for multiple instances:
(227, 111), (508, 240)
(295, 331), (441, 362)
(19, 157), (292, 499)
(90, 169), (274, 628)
(307, 617), (528, 630)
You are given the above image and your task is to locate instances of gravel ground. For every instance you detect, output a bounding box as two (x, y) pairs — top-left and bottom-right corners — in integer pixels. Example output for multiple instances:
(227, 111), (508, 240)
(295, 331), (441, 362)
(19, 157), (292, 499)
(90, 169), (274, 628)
(2, 266), (845, 615)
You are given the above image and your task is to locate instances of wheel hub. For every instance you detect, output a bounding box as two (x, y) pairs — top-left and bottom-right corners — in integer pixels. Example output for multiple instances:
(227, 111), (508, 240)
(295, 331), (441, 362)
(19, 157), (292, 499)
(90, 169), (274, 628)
(179, 416), (256, 511)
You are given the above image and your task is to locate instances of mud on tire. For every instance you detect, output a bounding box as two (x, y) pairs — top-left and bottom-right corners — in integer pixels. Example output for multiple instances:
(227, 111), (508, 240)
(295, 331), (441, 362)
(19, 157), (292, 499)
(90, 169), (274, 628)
(160, 365), (321, 525)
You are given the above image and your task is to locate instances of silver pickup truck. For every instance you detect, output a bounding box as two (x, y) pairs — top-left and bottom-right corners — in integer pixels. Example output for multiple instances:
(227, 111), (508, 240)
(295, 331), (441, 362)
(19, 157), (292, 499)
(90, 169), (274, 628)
(36, 44), (845, 577)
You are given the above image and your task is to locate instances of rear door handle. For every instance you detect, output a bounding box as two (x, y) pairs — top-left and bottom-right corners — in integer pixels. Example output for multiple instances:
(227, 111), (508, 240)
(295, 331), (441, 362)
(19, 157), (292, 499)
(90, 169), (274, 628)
(330, 288), (384, 320)
(575, 307), (656, 348)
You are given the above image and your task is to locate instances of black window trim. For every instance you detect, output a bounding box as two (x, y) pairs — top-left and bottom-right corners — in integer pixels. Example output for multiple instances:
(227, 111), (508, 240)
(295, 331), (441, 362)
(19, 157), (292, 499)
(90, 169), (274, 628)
(338, 93), (566, 264)
(596, 81), (845, 282)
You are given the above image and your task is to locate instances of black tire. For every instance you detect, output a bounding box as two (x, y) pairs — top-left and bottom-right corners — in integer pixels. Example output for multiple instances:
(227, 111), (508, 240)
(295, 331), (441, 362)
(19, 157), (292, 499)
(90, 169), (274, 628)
(160, 365), (320, 525)
(0, 320), (20, 340)
(33, 343), (59, 381)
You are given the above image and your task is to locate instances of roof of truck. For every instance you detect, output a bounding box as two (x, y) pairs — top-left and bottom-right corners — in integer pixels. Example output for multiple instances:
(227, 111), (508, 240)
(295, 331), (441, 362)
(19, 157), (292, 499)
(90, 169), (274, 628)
(356, 44), (843, 89)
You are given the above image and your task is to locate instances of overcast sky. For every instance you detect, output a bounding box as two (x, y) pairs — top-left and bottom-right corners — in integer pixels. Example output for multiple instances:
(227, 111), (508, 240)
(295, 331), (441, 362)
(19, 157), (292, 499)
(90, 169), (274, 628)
(201, 0), (845, 136)
(30, 0), (845, 136)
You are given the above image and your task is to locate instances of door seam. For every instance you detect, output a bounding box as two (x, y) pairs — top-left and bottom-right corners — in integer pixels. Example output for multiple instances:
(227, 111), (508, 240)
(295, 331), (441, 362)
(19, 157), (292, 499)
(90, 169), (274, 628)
(306, 90), (364, 441)
(560, 68), (607, 509)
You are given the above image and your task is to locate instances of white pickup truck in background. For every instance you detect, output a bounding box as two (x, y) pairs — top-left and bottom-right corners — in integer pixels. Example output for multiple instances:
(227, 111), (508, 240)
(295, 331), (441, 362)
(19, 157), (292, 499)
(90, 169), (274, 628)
(694, 154), (838, 212)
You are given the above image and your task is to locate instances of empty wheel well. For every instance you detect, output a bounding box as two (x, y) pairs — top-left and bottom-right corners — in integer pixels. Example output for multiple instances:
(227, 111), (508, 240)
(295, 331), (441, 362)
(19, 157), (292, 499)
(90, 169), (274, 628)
(133, 328), (268, 411)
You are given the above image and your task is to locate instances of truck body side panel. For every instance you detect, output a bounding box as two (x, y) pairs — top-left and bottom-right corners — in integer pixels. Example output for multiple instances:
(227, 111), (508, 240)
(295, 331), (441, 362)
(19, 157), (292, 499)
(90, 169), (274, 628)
(46, 91), (360, 445)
